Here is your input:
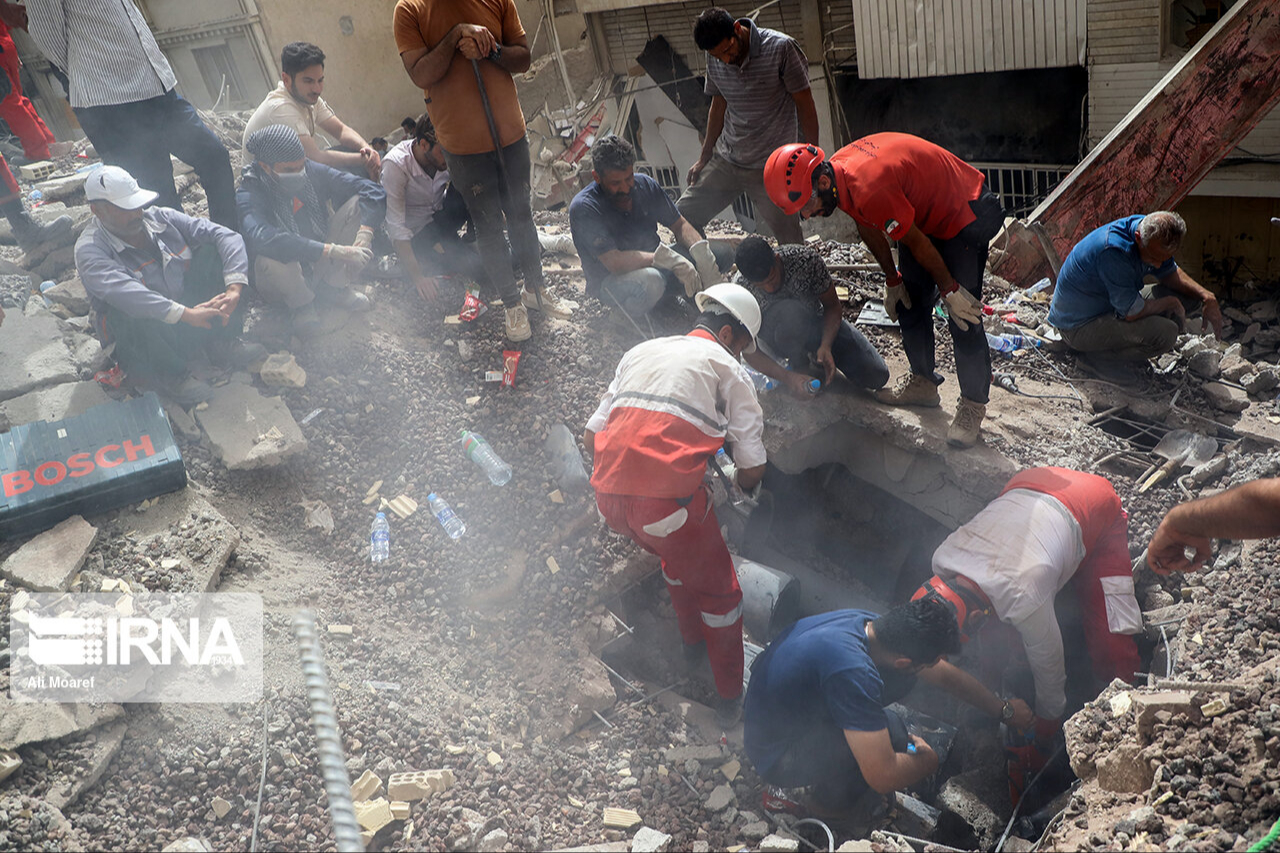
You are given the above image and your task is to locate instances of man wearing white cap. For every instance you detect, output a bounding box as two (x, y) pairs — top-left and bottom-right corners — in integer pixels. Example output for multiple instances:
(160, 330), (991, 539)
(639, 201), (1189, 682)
(75, 165), (264, 406)
(583, 282), (767, 727)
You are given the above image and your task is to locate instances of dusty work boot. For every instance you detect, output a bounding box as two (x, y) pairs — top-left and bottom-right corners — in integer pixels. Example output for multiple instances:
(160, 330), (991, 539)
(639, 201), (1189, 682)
(715, 694), (743, 728)
(947, 398), (987, 448)
(5, 201), (73, 252)
(292, 303), (322, 337)
(316, 285), (372, 313)
(874, 372), (941, 407)
(504, 303), (532, 342)
(522, 286), (575, 319)
(159, 375), (214, 408)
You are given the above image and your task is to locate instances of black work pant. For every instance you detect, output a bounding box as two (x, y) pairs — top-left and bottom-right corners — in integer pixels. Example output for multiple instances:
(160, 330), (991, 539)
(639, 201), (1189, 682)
(410, 184), (487, 287)
(895, 187), (1004, 404)
(74, 89), (237, 230)
(761, 298), (890, 390)
(441, 137), (544, 305)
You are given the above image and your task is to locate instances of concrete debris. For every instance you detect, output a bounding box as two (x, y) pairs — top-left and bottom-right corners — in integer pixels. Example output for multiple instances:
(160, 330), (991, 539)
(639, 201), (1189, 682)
(1132, 690), (1197, 736)
(1241, 368), (1279, 394)
(211, 796), (232, 819)
(354, 797), (394, 832)
(486, 750), (503, 766)
(161, 839), (213, 853)
(758, 835), (800, 853)
(258, 352), (307, 388)
(387, 768), (456, 801)
(739, 821), (769, 841)
(1202, 381), (1250, 412)
(602, 807), (642, 829)
(387, 494), (418, 519)
(478, 828), (510, 852)
(46, 721), (127, 810)
(706, 783), (735, 811)
(194, 383), (307, 469)
(124, 487), (239, 592)
(0, 695), (124, 752)
(389, 800), (410, 820)
(1200, 696), (1229, 717)
(0, 514), (97, 591)
(1220, 353), (1253, 382)
(662, 745), (724, 763)
(630, 826), (672, 852)
(162, 399), (202, 441)
(719, 759), (740, 781)
(0, 749), (21, 783)
(351, 768), (383, 802)
(301, 499), (335, 535)
(43, 276), (89, 315)
(1188, 348), (1222, 379)
(835, 843), (875, 853)
(892, 791), (941, 838)
(1096, 742), (1154, 792)
(0, 312), (78, 402)
(936, 767), (1009, 850)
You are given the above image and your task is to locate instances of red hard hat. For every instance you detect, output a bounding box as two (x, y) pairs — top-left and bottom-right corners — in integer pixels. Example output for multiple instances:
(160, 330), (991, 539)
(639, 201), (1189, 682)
(764, 143), (827, 215)
(910, 576), (994, 643)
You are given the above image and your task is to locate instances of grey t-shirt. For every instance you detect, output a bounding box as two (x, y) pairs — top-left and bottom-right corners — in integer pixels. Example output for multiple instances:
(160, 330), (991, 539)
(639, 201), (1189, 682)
(736, 244), (832, 316)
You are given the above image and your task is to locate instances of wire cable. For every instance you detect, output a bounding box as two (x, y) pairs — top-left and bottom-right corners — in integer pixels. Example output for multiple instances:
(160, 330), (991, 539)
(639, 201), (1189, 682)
(996, 744), (1067, 853)
(791, 818), (836, 853)
(1249, 816), (1280, 852)
(249, 701), (271, 853)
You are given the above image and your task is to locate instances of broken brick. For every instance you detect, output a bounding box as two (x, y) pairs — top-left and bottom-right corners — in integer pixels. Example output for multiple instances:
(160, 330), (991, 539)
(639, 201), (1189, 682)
(350, 769), (383, 802)
(387, 769), (455, 801)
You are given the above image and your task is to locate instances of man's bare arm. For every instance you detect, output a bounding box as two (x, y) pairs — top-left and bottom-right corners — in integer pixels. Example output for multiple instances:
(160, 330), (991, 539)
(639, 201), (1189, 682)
(1149, 478), (1280, 573)
(845, 728), (937, 794)
(400, 23), (491, 90)
(856, 222), (897, 277)
(898, 225), (956, 291)
(301, 125), (364, 171)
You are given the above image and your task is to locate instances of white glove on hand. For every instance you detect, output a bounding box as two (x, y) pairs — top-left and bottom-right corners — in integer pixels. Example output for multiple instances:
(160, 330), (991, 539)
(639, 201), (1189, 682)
(653, 243), (702, 298)
(884, 280), (912, 322)
(353, 227), (374, 250)
(329, 243), (374, 268)
(690, 239), (720, 291)
(943, 285), (983, 330)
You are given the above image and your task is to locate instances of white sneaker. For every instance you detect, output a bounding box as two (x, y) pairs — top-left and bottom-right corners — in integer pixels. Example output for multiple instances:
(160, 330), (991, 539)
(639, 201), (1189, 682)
(504, 304), (532, 342)
(522, 287), (575, 319)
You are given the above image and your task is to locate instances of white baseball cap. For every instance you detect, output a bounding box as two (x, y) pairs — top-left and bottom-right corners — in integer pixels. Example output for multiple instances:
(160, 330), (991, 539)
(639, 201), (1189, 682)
(84, 165), (158, 210)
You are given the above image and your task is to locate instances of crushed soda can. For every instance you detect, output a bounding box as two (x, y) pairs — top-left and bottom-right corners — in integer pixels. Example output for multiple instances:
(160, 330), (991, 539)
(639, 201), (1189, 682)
(502, 350), (521, 387)
(459, 288), (487, 321)
(93, 365), (125, 388)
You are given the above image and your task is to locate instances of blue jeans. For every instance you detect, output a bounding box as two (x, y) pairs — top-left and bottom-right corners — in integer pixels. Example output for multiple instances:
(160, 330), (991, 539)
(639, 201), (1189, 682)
(761, 299), (890, 389)
(74, 89), (236, 229)
(597, 241), (735, 316)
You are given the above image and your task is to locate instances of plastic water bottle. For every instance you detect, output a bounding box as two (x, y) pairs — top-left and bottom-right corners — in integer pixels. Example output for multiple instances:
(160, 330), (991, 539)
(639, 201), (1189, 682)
(744, 365), (777, 392)
(545, 423), (590, 492)
(369, 512), (390, 562)
(715, 448), (747, 506)
(806, 378), (822, 395)
(428, 493), (465, 539)
(986, 332), (1040, 353)
(459, 430), (512, 485)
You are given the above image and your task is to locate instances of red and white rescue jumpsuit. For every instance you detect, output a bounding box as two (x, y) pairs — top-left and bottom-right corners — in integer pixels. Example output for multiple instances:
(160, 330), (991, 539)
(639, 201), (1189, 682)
(587, 329), (767, 699)
(0, 21), (54, 162)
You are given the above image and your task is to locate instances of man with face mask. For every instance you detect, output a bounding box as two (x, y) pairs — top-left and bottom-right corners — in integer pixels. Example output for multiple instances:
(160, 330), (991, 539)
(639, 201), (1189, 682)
(583, 283), (765, 727)
(237, 125), (386, 336)
(381, 116), (483, 304)
(764, 135), (1005, 448)
(75, 166), (264, 406)
(569, 135), (732, 326)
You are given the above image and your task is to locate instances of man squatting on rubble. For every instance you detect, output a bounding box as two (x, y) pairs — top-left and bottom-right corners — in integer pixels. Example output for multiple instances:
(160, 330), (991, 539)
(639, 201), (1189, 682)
(584, 283), (768, 726)
(237, 125), (385, 337)
(680, 8), (817, 245)
(75, 166), (265, 406)
(765, 133), (1004, 447)
(382, 116), (486, 304)
(744, 600), (1033, 812)
(1047, 211), (1224, 378)
(912, 466), (1144, 795)
(570, 135), (732, 324)
(394, 0), (571, 344)
(1148, 477), (1280, 574)
(243, 41), (383, 182)
(734, 236), (889, 395)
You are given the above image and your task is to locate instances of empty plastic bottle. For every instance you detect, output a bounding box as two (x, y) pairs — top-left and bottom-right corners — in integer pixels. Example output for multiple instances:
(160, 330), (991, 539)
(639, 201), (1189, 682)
(744, 364), (777, 392)
(986, 332), (1042, 353)
(369, 512), (390, 562)
(545, 423), (590, 492)
(715, 448), (747, 506)
(459, 430), (512, 485)
(428, 493), (466, 539)
(806, 378), (822, 395)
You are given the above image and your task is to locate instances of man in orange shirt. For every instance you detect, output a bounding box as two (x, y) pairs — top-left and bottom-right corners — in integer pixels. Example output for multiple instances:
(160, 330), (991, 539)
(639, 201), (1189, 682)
(764, 134), (1004, 447)
(393, 0), (572, 342)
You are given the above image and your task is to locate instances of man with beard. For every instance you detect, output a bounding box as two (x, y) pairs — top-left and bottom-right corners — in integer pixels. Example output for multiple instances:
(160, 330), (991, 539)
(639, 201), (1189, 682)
(764, 135), (1004, 447)
(237, 125), (385, 336)
(570, 135), (732, 326)
(76, 166), (264, 406)
(243, 42), (382, 181)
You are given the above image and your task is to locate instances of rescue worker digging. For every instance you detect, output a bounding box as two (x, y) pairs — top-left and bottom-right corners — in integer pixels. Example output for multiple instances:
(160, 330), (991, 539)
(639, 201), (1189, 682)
(584, 283), (766, 726)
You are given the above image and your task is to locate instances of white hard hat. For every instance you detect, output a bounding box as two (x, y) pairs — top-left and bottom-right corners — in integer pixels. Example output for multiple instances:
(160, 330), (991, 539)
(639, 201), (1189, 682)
(696, 282), (761, 354)
(84, 165), (158, 210)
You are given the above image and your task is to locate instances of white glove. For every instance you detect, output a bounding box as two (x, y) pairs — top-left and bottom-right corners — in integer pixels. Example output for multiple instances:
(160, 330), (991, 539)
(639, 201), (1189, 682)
(653, 243), (702, 298)
(943, 285), (983, 330)
(353, 226), (374, 250)
(690, 239), (720, 291)
(329, 243), (374, 268)
(884, 276), (911, 323)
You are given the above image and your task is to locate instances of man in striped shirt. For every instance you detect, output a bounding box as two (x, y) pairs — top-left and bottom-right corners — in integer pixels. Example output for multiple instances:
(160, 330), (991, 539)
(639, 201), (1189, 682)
(678, 8), (818, 245)
(13, 0), (237, 229)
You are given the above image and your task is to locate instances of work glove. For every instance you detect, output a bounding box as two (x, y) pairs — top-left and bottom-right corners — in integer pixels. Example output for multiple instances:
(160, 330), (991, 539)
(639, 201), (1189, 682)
(353, 226), (375, 251)
(883, 272), (911, 322)
(654, 243), (702, 298)
(328, 243), (374, 268)
(689, 239), (720, 291)
(942, 283), (983, 330)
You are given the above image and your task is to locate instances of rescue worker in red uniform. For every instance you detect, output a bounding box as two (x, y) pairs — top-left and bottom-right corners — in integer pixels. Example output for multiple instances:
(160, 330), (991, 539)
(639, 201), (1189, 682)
(762, 134), (1004, 447)
(584, 283), (766, 726)
(910, 466), (1142, 797)
(0, 19), (55, 161)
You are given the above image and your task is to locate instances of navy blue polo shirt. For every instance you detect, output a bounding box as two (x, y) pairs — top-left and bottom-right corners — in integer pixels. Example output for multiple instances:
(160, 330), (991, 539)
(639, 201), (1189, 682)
(569, 173), (680, 295)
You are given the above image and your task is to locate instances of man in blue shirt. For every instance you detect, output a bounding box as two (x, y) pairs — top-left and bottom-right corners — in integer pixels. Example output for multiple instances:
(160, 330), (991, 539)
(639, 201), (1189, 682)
(744, 600), (1030, 812)
(570, 135), (732, 325)
(1047, 212), (1222, 372)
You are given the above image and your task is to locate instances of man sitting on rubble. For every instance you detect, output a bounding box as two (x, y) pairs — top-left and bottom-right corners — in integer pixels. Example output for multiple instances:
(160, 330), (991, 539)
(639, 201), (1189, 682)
(570, 134), (732, 326)
(745, 600), (1032, 814)
(910, 466), (1143, 796)
(1047, 211), (1223, 382)
(237, 125), (386, 336)
(734, 235), (888, 395)
(1148, 477), (1280, 574)
(584, 283), (766, 726)
(243, 41), (382, 181)
(382, 116), (483, 305)
(76, 165), (265, 406)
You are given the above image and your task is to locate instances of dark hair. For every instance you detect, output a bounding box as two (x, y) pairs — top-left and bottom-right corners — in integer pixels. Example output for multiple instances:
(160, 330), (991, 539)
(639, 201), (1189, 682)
(694, 8), (737, 51)
(401, 116), (418, 131)
(735, 236), (776, 282)
(281, 42), (325, 77)
(872, 599), (962, 664)
(592, 135), (635, 175)
(370, 137), (387, 147)
(413, 116), (438, 146)
(697, 309), (749, 345)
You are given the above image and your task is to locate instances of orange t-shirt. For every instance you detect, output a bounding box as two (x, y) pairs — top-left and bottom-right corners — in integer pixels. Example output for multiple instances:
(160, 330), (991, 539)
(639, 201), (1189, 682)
(830, 132), (985, 241)
(393, 0), (527, 156)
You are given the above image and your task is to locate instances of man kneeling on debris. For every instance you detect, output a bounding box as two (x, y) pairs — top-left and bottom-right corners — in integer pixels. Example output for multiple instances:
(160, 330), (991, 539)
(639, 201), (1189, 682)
(1047, 211), (1223, 379)
(735, 235), (889, 394)
(584, 283), (765, 726)
(237, 124), (386, 336)
(570, 135), (732, 326)
(912, 466), (1144, 795)
(745, 600), (1032, 812)
(76, 165), (265, 405)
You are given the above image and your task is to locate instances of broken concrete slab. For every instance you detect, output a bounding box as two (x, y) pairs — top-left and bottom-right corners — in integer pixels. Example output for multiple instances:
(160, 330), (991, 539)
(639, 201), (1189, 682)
(1202, 381), (1250, 412)
(707, 783), (735, 811)
(937, 767), (1011, 851)
(1096, 742), (1154, 793)
(1242, 369), (1279, 395)
(117, 486), (239, 593)
(72, 335), (109, 374)
(1133, 690), (1197, 738)
(0, 515), (97, 591)
(33, 174), (89, 203)
(194, 384), (307, 470)
(662, 745), (725, 763)
(43, 276), (89, 316)
(0, 749), (21, 783)
(0, 380), (109, 428)
(46, 720), (127, 809)
(0, 312), (78, 402)
(0, 694), (124, 751)
(161, 399), (201, 441)
(758, 835), (800, 853)
(1220, 354), (1253, 382)
(354, 797), (393, 832)
(631, 827), (672, 853)
(477, 829), (509, 852)
(1188, 348), (1222, 379)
